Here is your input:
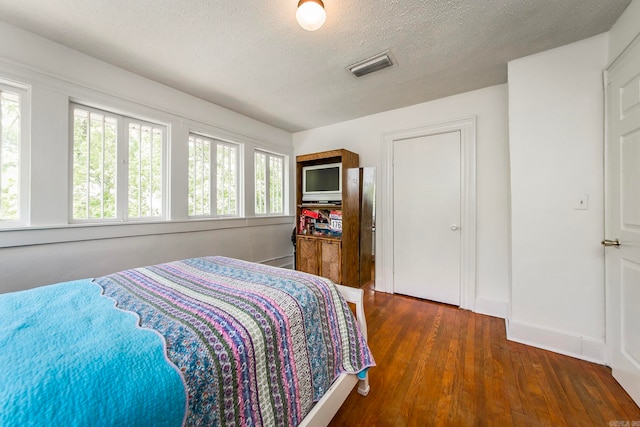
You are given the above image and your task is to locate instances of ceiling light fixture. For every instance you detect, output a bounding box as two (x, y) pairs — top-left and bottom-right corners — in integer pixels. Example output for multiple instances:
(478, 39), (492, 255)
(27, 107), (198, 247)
(296, 0), (326, 31)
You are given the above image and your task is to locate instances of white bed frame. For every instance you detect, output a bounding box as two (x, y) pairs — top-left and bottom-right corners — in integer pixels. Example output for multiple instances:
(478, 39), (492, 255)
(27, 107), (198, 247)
(298, 285), (370, 427)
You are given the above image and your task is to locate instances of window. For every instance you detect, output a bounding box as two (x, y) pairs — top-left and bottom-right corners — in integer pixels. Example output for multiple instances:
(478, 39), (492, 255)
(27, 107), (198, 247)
(255, 151), (284, 215)
(0, 82), (28, 226)
(188, 134), (239, 217)
(71, 104), (166, 222)
(127, 121), (164, 218)
(216, 142), (238, 216)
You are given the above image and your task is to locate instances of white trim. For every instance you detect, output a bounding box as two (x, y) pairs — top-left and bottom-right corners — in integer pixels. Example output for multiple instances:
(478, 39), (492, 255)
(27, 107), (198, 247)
(604, 64), (612, 368)
(507, 319), (606, 364)
(606, 27), (640, 72)
(380, 116), (477, 310)
(474, 296), (509, 319)
(0, 215), (294, 248)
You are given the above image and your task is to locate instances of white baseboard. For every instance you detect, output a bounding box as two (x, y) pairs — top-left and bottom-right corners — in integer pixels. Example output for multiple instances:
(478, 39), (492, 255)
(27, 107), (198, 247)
(259, 254), (294, 270)
(474, 297), (509, 319)
(506, 319), (606, 364)
(362, 288), (605, 365)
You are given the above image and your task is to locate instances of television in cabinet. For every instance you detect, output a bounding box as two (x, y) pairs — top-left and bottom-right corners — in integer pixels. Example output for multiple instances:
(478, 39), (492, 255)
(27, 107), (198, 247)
(295, 149), (361, 288)
(301, 162), (342, 203)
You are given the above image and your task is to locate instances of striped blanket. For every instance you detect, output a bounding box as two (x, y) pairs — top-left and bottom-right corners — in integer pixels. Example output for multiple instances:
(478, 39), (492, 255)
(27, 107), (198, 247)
(95, 256), (374, 426)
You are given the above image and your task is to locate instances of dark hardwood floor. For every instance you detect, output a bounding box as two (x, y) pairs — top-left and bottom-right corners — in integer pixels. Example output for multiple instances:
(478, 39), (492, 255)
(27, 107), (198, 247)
(330, 286), (640, 426)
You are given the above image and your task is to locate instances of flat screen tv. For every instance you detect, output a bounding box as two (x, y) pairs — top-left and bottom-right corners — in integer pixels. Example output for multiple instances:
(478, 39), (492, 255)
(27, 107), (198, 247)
(302, 162), (342, 203)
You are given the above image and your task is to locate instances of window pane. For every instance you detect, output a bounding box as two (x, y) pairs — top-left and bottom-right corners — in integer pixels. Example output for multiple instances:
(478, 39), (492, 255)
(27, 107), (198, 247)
(151, 127), (163, 216)
(254, 152), (267, 214)
(216, 142), (237, 216)
(128, 122), (163, 219)
(269, 155), (284, 214)
(104, 117), (117, 217)
(188, 135), (211, 216)
(72, 109), (88, 218)
(72, 108), (117, 220)
(0, 91), (21, 221)
(128, 122), (140, 218)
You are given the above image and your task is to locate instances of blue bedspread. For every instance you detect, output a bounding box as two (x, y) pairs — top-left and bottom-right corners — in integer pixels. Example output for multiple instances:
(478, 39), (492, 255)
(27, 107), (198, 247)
(0, 280), (187, 427)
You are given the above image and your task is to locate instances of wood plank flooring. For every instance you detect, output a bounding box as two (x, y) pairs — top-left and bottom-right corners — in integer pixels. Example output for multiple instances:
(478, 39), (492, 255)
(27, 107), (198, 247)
(330, 288), (640, 426)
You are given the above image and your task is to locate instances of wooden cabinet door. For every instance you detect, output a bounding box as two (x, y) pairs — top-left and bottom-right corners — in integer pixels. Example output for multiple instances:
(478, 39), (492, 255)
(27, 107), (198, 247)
(297, 236), (318, 275)
(320, 239), (341, 284)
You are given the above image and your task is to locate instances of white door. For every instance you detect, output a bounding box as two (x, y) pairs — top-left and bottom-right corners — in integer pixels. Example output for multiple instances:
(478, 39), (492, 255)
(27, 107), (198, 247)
(604, 38), (640, 406)
(393, 131), (461, 305)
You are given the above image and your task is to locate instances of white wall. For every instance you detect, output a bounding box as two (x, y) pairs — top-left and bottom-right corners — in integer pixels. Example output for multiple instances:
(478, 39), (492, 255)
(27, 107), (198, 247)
(0, 221), (293, 294)
(0, 22), (295, 294)
(293, 84), (511, 318)
(507, 33), (608, 363)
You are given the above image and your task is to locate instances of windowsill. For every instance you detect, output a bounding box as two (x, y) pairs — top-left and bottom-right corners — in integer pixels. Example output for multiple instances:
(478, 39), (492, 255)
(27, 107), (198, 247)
(0, 215), (295, 248)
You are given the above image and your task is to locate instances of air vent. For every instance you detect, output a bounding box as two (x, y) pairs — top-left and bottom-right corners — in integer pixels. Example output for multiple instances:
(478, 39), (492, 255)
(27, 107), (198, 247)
(347, 51), (394, 77)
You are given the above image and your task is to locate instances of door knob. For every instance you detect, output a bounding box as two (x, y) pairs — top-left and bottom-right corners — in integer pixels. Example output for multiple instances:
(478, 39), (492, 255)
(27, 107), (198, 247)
(601, 239), (620, 247)
(450, 224), (459, 231)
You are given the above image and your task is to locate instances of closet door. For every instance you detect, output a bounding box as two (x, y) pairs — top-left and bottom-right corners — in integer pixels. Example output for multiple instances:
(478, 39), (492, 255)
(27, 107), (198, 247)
(393, 131), (461, 305)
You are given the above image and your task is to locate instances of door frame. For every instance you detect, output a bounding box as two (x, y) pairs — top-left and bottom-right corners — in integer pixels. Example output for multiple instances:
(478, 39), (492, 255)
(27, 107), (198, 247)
(379, 116), (477, 310)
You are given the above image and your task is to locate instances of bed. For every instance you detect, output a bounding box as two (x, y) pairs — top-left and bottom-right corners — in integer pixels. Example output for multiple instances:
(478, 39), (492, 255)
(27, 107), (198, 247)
(0, 256), (374, 426)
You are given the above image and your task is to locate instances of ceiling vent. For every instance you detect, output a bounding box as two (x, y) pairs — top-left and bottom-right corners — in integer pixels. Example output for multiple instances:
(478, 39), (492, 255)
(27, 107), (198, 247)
(347, 51), (395, 77)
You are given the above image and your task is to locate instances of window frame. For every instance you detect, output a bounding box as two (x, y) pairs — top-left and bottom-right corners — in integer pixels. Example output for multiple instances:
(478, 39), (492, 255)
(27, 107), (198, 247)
(254, 149), (285, 216)
(68, 103), (168, 224)
(0, 80), (30, 228)
(187, 132), (241, 219)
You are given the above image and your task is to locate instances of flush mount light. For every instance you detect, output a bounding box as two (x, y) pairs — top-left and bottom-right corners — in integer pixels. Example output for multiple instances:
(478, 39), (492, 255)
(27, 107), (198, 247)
(296, 0), (326, 31)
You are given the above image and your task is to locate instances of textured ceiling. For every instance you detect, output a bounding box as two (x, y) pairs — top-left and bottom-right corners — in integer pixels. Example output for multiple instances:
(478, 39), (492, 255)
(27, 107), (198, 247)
(0, 0), (631, 132)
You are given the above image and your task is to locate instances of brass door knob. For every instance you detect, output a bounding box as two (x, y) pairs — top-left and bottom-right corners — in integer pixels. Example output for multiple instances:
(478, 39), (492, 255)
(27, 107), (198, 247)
(601, 239), (621, 247)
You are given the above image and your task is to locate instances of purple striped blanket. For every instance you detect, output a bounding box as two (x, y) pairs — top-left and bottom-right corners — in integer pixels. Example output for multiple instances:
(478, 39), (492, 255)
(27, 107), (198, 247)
(95, 256), (375, 426)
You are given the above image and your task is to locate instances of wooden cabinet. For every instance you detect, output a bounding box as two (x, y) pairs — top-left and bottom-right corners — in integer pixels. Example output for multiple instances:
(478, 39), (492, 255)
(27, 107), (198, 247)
(295, 149), (362, 287)
(297, 235), (318, 276)
(297, 236), (341, 284)
(320, 239), (341, 283)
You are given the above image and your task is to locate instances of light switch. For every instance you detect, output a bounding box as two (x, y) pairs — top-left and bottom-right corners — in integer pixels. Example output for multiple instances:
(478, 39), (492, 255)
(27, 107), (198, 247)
(574, 194), (589, 210)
